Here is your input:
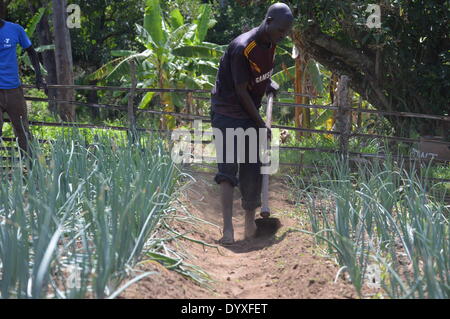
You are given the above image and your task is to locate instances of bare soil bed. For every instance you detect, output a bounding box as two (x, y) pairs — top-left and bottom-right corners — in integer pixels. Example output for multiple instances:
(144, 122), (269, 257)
(121, 171), (358, 299)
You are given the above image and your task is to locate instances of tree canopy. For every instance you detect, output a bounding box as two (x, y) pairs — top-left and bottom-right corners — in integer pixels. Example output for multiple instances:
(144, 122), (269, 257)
(3, 0), (448, 136)
(287, 0), (449, 136)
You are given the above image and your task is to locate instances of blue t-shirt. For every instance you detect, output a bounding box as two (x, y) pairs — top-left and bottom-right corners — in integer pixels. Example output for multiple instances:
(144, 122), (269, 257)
(0, 21), (32, 89)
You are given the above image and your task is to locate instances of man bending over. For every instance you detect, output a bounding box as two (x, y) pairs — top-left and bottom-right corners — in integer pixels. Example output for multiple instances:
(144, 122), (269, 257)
(210, 3), (294, 245)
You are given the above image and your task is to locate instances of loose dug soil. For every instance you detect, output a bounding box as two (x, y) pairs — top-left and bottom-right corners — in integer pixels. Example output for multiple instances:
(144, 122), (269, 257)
(121, 171), (359, 299)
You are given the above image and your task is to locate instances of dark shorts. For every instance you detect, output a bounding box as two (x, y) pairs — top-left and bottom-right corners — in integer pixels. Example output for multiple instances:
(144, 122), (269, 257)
(211, 110), (262, 211)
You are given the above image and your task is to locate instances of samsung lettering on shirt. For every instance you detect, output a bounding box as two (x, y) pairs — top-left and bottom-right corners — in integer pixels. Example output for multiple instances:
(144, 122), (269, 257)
(255, 69), (273, 84)
(0, 21), (33, 89)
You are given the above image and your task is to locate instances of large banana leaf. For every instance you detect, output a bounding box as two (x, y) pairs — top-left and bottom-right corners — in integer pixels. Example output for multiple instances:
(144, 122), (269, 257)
(195, 61), (218, 76)
(138, 92), (155, 109)
(179, 73), (214, 90)
(183, 24), (198, 44)
(135, 24), (157, 50)
(305, 59), (324, 94)
(111, 50), (138, 57)
(144, 0), (166, 48)
(172, 45), (223, 59)
(314, 109), (334, 127)
(275, 45), (293, 57)
(88, 57), (125, 81)
(271, 60), (325, 94)
(272, 65), (295, 86)
(25, 7), (46, 38)
(34, 44), (55, 53)
(168, 24), (196, 47)
(195, 4), (212, 43)
(88, 50), (152, 81)
(18, 8), (46, 73)
(179, 73), (202, 89)
(169, 9), (184, 30)
(199, 42), (227, 52)
(203, 75), (216, 88)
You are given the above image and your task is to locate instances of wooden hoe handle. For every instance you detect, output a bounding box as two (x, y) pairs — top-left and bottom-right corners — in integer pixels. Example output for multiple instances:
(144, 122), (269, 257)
(260, 93), (273, 218)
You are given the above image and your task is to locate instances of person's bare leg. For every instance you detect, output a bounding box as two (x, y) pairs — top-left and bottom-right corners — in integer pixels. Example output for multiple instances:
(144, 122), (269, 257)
(219, 180), (234, 244)
(245, 209), (257, 239)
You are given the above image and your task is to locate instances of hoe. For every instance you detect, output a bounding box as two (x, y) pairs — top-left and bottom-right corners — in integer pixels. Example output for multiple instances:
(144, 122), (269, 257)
(255, 93), (281, 236)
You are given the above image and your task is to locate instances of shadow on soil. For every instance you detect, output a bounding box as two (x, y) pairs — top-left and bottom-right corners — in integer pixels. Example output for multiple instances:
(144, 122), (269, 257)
(217, 217), (285, 253)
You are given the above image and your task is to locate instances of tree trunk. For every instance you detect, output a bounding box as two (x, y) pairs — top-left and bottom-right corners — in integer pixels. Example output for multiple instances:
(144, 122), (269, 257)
(329, 73), (338, 130)
(301, 76), (310, 137)
(30, 0), (58, 114)
(127, 60), (137, 133)
(335, 75), (351, 157)
(87, 80), (100, 119)
(294, 54), (312, 139)
(357, 95), (363, 129)
(52, 0), (75, 121)
(0, 0), (8, 19)
(294, 58), (302, 140)
(186, 91), (194, 128)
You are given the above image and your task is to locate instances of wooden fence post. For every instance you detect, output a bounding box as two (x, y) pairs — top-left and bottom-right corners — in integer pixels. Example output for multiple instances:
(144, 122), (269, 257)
(357, 95), (363, 129)
(336, 75), (351, 159)
(443, 120), (449, 142)
(128, 61), (137, 138)
(294, 56), (303, 140)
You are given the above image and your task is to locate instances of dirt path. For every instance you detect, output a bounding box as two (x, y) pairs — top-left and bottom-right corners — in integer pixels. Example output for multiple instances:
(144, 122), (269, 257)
(122, 171), (357, 299)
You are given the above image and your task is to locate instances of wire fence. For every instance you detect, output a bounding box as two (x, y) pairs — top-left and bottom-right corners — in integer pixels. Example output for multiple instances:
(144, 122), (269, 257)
(1, 82), (449, 183)
(18, 96), (447, 146)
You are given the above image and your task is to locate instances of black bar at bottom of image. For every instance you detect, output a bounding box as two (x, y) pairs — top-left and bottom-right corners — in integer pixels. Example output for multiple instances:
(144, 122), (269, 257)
(0, 298), (447, 317)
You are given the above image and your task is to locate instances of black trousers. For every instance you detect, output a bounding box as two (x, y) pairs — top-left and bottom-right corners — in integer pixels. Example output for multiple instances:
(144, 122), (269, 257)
(211, 111), (262, 211)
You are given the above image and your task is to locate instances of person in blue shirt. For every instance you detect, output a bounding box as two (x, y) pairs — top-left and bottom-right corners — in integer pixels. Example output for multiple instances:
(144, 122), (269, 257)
(0, 18), (47, 156)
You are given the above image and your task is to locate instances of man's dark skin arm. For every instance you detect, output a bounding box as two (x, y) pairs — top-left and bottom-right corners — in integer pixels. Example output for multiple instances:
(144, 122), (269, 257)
(236, 79), (280, 139)
(25, 46), (47, 94)
(235, 82), (272, 140)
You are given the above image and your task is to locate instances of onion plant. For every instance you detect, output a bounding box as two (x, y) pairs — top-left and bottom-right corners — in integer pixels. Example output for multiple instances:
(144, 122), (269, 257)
(0, 130), (177, 298)
(291, 154), (449, 298)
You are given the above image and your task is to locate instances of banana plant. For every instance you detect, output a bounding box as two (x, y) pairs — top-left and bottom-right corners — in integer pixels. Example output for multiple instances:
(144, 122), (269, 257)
(89, 0), (224, 129)
(18, 5), (55, 76)
(271, 44), (328, 128)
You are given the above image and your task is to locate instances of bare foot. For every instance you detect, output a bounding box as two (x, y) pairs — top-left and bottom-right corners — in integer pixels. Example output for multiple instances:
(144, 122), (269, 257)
(219, 229), (234, 246)
(245, 218), (257, 239)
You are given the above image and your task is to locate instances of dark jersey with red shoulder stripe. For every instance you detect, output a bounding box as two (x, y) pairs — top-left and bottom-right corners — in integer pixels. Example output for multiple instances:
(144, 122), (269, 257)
(211, 27), (276, 119)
